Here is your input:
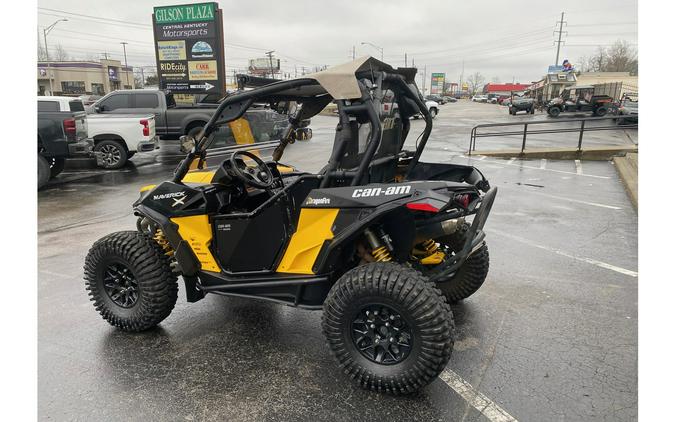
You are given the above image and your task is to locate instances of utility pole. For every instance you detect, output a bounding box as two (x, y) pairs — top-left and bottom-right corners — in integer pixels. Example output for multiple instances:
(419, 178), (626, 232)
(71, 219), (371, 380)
(266, 50), (275, 79)
(120, 42), (130, 88)
(140, 67), (145, 88)
(404, 53), (407, 67)
(554, 11), (567, 66)
(101, 52), (109, 60)
(352, 46), (356, 60)
(43, 18), (68, 95)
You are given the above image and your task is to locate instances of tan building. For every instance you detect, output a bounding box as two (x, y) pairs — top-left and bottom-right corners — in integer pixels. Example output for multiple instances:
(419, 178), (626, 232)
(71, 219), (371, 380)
(37, 59), (134, 96)
(575, 72), (638, 98)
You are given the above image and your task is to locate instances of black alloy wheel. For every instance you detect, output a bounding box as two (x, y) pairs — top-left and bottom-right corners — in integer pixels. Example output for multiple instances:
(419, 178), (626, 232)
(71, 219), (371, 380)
(102, 262), (139, 308)
(351, 304), (413, 365)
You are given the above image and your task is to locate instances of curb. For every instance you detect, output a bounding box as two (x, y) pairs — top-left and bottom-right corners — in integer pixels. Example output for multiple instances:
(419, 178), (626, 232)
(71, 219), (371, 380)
(613, 153), (638, 210)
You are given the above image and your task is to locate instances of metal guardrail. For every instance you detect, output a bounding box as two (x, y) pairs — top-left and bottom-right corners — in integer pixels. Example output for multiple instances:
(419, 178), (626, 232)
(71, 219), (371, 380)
(468, 115), (638, 154)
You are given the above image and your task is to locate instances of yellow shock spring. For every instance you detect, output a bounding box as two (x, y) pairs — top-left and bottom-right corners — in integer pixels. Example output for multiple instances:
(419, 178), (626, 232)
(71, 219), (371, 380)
(421, 239), (439, 254)
(372, 246), (392, 262)
(153, 229), (174, 257)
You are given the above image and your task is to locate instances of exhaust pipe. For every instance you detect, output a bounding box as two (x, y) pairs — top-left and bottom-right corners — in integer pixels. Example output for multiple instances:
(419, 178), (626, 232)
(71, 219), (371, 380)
(414, 217), (464, 242)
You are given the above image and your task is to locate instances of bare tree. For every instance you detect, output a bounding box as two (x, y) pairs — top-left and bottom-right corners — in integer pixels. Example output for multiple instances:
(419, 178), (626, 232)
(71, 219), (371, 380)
(576, 40), (637, 75)
(466, 72), (485, 95)
(53, 44), (69, 61)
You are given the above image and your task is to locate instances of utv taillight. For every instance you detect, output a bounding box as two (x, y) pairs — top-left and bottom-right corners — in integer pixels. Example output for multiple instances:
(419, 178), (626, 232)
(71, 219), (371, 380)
(406, 202), (440, 213)
(63, 118), (77, 141)
(455, 194), (470, 208)
(140, 119), (150, 136)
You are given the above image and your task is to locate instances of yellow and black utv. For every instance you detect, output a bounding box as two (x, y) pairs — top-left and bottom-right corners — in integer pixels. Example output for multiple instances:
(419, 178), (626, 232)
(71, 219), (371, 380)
(84, 57), (497, 394)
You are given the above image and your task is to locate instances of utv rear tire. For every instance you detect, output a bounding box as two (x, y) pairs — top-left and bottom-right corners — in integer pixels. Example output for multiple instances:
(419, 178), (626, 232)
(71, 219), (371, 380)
(38, 154), (50, 190)
(84, 231), (178, 332)
(594, 107), (608, 117)
(322, 262), (454, 394)
(548, 107), (561, 117)
(95, 140), (128, 169)
(425, 223), (490, 302)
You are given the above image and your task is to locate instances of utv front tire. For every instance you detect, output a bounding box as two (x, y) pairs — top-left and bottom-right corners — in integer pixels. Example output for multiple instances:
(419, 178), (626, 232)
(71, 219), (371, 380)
(84, 231), (178, 332)
(428, 223), (490, 302)
(322, 262), (454, 394)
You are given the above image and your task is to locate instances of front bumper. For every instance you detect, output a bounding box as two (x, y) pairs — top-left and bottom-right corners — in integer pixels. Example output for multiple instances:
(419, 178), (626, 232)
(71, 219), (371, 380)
(137, 136), (160, 152)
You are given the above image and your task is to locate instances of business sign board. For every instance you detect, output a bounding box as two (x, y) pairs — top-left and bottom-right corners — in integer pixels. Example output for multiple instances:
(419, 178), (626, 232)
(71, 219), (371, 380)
(153, 2), (225, 95)
(430, 73), (445, 95)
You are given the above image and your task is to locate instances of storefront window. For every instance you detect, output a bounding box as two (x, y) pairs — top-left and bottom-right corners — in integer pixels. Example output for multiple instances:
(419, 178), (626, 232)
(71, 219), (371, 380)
(61, 81), (85, 94)
(91, 83), (105, 96)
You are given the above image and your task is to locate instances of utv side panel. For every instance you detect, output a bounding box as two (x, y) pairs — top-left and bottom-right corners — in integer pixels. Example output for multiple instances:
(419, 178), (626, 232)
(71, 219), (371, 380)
(171, 215), (221, 272)
(277, 208), (340, 274)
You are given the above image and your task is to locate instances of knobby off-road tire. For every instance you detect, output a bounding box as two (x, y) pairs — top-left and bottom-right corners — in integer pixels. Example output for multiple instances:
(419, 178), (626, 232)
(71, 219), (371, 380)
(322, 262), (454, 394)
(84, 231), (178, 332)
(38, 154), (50, 189)
(427, 223), (490, 302)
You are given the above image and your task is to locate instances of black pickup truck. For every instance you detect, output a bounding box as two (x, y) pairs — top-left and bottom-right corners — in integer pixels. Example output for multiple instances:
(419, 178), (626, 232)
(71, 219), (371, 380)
(38, 100), (91, 189)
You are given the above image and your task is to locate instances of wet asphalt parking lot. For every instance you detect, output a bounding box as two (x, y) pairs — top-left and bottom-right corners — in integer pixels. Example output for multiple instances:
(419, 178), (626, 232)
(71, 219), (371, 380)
(39, 101), (638, 421)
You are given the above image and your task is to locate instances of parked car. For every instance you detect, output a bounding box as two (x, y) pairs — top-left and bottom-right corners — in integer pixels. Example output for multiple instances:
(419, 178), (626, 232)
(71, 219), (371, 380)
(471, 95), (488, 103)
(486, 93), (500, 104)
(425, 94), (446, 104)
(442, 96), (458, 103)
(40, 96), (158, 169)
(413, 100), (439, 119)
(93, 89), (219, 138)
(87, 114), (159, 169)
(508, 95), (535, 115)
(615, 99), (638, 125)
(497, 95), (510, 105)
(545, 85), (613, 117)
(37, 97), (91, 189)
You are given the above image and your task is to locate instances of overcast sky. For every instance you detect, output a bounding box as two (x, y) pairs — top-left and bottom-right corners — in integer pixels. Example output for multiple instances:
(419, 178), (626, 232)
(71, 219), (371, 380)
(38, 0), (638, 86)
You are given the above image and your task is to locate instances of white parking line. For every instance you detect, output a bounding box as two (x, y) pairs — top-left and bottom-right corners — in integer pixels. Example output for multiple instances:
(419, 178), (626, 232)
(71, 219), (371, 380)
(501, 186), (622, 210)
(459, 156), (610, 179)
(539, 159), (547, 169)
(575, 159), (583, 175)
(439, 369), (519, 422)
(491, 229), (638, 277)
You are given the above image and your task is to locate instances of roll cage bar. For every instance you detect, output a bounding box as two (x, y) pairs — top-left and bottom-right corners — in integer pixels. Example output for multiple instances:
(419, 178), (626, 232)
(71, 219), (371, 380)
(172, 71), (432, 185)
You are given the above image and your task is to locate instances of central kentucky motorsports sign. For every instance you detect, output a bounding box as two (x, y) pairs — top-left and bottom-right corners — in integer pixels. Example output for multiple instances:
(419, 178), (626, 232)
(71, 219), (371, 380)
(152, 2), (226, 95)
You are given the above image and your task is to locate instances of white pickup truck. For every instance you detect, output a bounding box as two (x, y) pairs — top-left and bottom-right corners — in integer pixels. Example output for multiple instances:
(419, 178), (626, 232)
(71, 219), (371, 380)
(38, 96), (158, 169)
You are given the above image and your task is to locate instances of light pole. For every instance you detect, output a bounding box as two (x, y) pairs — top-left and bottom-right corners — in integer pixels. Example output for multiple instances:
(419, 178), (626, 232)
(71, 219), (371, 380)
(120, 42), (130, 88)
(360, 42), (383, 61)
(43, 18), (68, 95)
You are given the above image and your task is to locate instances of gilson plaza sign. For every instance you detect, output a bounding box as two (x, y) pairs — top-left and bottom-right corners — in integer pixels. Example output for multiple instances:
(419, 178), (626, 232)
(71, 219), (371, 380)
(155, 3), (215, 24)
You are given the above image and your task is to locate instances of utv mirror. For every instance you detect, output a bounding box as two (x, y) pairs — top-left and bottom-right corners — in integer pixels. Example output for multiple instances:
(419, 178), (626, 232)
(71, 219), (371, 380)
(295, 127), (312, 141)
(94, 104), (103, 113)
(179, 135), (196, 153)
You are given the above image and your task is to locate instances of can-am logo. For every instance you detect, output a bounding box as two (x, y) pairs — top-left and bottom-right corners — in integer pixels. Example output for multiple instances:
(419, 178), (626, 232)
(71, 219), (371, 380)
(352, 185), (411, 198)
(306, 197), (331, 205)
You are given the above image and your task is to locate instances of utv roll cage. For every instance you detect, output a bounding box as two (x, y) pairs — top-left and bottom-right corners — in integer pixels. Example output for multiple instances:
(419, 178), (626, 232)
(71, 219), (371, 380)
(173, 57), (433, 188)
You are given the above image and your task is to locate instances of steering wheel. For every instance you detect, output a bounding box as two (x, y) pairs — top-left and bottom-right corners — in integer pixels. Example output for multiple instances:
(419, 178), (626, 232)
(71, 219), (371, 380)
(229, 150), (275, 189)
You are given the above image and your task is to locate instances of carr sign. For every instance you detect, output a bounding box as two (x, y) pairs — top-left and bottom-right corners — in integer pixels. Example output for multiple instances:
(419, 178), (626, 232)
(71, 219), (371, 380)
(153, 2), (225, 95)
(430, 73), (445, 95)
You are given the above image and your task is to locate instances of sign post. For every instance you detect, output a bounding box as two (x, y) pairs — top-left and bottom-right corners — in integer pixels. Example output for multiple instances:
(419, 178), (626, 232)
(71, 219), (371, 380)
(430, 73), (445, 95)
(152, 2), (226, 96)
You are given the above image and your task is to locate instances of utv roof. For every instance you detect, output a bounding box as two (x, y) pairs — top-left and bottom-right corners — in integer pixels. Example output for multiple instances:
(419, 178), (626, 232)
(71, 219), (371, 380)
(247, 56), (417, 100)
